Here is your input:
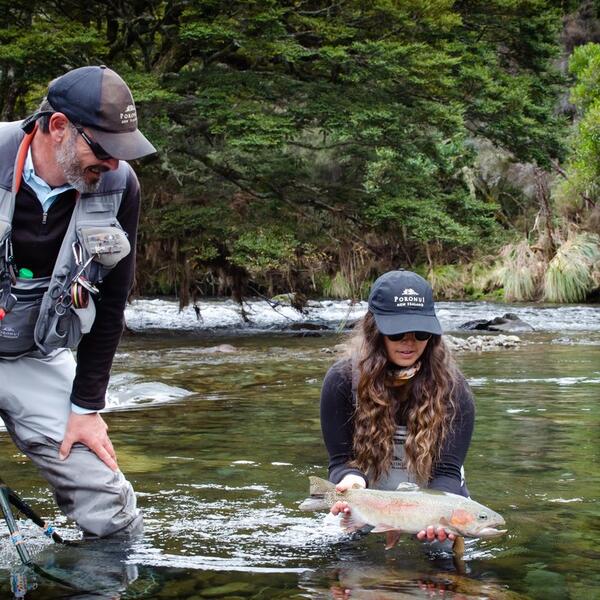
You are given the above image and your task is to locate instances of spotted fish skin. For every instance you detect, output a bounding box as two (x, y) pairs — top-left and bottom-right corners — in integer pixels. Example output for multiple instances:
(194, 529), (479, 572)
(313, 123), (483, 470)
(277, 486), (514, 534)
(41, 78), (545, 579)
(301, 476), (506, 539)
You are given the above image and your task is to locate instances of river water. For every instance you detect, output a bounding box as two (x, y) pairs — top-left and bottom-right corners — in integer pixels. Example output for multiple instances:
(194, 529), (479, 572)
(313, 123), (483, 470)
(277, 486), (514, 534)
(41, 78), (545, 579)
(0, 300), (599, 599)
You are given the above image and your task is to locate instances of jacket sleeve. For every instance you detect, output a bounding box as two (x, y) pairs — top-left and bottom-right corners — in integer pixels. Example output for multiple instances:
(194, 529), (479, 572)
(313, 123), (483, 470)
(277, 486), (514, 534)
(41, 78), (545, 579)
(70, 165), (140, 411)
(428, 376), (475, 496)
(320, 359), (369, 486)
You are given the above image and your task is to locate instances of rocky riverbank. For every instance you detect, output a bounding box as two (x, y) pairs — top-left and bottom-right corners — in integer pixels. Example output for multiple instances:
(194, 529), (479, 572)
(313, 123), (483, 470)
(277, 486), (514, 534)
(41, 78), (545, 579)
(319, 333), (522, 355)
(444, 333), (521, 352)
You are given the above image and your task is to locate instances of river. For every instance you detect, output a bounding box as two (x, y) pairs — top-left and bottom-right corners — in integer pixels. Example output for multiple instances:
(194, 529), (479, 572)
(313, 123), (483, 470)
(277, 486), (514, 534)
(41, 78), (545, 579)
(0, 299), (598, 599)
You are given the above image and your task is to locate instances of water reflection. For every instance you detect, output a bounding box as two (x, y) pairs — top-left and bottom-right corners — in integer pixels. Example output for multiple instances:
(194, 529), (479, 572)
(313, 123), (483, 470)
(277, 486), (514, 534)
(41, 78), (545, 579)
(3, 538), (143, 599)
(300, 562), (530, 599)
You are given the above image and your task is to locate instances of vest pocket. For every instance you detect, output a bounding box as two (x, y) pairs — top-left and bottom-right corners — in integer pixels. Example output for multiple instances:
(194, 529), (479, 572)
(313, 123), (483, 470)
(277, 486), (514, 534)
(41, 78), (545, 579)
(0, 278), (47, 357)
(40, 306), (83, 350)
(79, 225), (131, 268)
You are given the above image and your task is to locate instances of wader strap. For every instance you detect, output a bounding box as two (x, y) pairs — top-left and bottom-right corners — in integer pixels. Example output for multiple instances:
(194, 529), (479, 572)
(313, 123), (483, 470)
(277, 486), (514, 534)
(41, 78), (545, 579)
(12, 123), (36, 198)
(0, 125), (34, 312)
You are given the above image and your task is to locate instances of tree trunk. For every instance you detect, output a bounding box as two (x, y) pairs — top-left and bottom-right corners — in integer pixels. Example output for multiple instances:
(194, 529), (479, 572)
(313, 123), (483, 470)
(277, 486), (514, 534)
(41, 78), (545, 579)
(534, 168), (556, 260)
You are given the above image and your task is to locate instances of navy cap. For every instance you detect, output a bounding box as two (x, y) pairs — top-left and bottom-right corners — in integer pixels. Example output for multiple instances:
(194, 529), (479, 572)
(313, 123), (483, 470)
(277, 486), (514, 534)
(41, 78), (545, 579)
(368, 270), (442, 336)
(47, 65), (156, 160)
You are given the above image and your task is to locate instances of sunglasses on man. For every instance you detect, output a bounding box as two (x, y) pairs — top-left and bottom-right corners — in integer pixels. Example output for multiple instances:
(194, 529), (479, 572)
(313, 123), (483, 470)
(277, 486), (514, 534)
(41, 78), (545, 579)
(386, 331), (433, 342)
(73, 123), (115, 161)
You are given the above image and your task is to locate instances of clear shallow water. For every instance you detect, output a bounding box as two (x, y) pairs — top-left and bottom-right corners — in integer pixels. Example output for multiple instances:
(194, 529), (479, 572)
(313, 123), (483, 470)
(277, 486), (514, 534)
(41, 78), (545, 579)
(0, 329), (599, 599)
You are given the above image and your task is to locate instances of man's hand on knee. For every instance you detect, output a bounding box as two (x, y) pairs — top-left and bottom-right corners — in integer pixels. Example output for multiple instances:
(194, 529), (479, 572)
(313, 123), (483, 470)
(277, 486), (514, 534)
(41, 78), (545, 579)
(59, 412), (119, 471)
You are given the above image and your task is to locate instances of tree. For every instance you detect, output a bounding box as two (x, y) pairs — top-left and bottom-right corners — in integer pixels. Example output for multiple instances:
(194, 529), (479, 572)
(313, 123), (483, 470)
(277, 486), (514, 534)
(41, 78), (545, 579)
(1, 0), (571, 301)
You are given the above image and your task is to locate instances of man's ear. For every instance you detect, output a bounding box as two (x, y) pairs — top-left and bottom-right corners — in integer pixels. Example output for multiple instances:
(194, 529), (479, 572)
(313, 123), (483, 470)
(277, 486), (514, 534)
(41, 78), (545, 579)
(48, 112), (70, 142)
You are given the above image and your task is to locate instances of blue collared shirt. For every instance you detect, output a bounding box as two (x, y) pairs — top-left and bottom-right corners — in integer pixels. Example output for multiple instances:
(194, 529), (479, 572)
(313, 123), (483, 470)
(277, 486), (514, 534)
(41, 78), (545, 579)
(23, 148), (73, 212)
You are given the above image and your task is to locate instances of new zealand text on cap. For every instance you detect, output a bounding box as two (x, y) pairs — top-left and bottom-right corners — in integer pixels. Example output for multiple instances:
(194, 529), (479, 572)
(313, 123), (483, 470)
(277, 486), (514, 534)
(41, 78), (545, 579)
(47, 65), (156, 161)
(368, 270), (443, 336)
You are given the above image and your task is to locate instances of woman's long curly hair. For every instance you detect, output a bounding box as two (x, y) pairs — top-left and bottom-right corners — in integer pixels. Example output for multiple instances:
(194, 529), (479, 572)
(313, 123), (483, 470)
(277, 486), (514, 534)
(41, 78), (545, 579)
(349, 312), (461, 485)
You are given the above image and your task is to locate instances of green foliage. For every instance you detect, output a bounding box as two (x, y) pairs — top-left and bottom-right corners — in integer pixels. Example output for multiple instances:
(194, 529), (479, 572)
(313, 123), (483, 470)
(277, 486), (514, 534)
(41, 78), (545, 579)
(0, 0), (575, 300)
(230, 229), (299, 275)
(0, 12), (105, 118)
(554, 42), (600, 227)
(543, 233), (600, 302)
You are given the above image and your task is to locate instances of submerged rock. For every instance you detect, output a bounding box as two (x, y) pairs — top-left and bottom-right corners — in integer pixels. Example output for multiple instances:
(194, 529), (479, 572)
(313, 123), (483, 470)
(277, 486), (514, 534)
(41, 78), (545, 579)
(288, 322), (331, 331)
(200, 344), (239, 353)
(459, 313), (534, 332)
(270, 291), (307, 312)
(200, 581), (255, 597)
(319, 335), (521, 355)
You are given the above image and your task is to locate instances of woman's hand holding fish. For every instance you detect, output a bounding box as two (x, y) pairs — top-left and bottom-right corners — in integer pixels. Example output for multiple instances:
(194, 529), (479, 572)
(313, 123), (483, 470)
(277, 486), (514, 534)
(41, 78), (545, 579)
(330, 474), (366, 520)
(416, 524), (455, 542)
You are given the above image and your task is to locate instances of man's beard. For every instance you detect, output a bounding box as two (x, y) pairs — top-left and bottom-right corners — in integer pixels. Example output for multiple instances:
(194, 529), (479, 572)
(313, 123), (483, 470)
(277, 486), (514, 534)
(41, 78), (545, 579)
(55, 133), (105, 193)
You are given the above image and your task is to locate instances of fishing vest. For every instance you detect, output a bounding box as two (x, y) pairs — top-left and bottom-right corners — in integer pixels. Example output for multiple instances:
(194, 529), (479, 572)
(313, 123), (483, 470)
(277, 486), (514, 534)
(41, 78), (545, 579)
(0, 121), (131, 357)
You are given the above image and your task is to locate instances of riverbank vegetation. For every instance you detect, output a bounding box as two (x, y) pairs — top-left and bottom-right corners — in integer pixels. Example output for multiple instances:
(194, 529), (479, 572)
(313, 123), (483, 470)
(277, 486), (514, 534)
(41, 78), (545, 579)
(1, 0), (599, 304)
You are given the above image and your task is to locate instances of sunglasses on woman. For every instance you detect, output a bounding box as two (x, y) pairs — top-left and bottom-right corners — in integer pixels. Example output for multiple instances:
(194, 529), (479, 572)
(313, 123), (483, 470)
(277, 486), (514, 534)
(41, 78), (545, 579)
(386, 331), (432, 342)
(73, 123), (114, 161)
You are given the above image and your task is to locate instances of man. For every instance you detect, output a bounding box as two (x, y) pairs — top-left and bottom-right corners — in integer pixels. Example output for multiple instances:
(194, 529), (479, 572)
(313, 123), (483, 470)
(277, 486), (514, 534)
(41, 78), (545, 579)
(0, 65), (156, 537)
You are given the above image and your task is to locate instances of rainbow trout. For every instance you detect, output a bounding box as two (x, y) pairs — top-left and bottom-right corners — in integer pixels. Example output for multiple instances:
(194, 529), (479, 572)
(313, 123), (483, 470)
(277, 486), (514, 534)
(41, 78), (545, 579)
(300, 476), (506, 539)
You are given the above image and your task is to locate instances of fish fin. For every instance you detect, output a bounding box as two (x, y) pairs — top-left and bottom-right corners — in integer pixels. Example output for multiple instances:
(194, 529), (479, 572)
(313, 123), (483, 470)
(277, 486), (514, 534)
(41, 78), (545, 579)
(341, 515), (367, 533)
(308, 476), (335, 496)
(370, 524), (398, 533)
(298, 497), (329, 511)
(385, 531), (403, 550)
(350, 483), (363, 489)
(439, 516), (451, 528)
(452, 535), (465, 556)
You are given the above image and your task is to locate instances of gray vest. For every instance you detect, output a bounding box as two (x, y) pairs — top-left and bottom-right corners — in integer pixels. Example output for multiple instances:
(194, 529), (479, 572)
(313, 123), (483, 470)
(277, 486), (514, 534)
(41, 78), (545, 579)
(0, 121), (131, 357)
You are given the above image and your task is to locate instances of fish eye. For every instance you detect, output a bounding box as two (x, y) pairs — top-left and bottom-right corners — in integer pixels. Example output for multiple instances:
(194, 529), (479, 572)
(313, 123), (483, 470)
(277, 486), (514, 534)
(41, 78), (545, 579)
(478, 513), (489, 521)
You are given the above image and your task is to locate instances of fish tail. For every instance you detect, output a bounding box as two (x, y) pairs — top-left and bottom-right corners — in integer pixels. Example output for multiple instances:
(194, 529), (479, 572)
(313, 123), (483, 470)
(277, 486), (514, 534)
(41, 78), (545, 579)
(308, 476), (336, 496)
(299, 477), (337, 512)
(298, 497), (329, 511)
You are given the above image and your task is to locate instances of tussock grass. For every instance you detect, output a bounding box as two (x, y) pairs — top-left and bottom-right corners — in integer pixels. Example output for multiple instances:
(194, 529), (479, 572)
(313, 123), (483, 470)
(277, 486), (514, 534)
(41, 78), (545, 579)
(543, 233), (600, 302)
(321, 271), (353, 299)
(495, 240), (544, 301)
(428, 264), (464, 299)
(419, 260), (502, 300)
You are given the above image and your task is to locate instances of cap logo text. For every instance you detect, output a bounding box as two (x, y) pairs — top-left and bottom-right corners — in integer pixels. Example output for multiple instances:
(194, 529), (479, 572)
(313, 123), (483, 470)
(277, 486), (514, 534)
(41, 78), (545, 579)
(120, 104), (137, 125)
(394, 288), (425, 308)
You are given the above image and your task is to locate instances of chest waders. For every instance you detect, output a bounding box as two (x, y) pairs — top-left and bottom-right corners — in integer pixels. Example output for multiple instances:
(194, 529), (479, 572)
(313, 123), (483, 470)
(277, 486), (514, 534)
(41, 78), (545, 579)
(0, 122), (131, 358)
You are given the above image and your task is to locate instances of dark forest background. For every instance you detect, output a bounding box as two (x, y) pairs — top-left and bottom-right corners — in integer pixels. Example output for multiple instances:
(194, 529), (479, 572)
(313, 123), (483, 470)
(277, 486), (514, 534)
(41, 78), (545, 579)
(2, 0), (600, 306)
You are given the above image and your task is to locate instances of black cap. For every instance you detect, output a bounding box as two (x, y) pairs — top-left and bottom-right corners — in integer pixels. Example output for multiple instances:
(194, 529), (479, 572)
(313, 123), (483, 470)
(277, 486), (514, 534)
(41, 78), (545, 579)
(368, 270), (442, 336)
(46, 65), (156, 160)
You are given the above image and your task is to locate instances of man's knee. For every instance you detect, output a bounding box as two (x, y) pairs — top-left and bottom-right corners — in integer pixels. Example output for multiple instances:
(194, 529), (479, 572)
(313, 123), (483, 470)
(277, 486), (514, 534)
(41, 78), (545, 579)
(19, 438), (141, 538)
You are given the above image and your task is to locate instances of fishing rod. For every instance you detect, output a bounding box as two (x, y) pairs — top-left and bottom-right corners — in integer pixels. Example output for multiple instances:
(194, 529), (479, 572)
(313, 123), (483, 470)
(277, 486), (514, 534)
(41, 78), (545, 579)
(0, 477), (64, 565)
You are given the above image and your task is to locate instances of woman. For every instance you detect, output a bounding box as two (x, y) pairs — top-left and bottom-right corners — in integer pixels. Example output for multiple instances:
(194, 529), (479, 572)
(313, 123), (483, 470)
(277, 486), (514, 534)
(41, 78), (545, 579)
(320, 270), (475, 543)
